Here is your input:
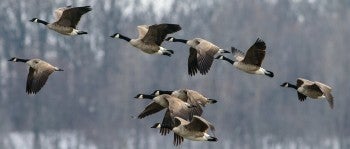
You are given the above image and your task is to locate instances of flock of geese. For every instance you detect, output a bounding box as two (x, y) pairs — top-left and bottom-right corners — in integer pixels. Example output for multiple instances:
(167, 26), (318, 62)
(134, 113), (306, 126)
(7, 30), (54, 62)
(7, 5), (335, 146)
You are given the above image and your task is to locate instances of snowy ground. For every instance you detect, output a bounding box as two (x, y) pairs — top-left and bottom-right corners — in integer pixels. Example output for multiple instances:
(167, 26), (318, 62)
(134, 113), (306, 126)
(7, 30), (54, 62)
(1, 131), (97, 149)
(1, 131), (348, 149)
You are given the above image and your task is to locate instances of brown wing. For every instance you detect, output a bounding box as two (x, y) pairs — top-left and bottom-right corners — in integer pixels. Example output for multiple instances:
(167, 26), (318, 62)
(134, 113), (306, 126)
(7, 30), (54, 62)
(296, 78), (304, 88)
(142, 24), (181, 46)
(187, 90), (208, 107)
(173, 118), (184, 146)
(297, 92), (307, 101)
(26, 66), (55, 94)
(296, 79), (307, 101)
(304, 84), (323, 93)
(26, 67), (35, 94)
(137, 102), (165, 119)
(195, 40), (219, 75)
(188, 47), (198, 76)
(231, 47), (245, 61)
(137, 25), (149, 39)
(184, 116), (210, 132)
(166, 97), (192, 121)
(54, 5), (72, 21)
(315, 82), (334, 109)
(241, 38), (266, 66)
(173, 133), (184, 146)
(185, 93), (203, 117)
(56, 6), (91, 28)
(159, 110), (173, 135)
(297, 78), (314, 86)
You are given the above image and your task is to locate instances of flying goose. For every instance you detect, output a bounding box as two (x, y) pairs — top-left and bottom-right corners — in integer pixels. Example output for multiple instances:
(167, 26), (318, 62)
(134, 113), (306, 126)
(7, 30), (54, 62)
(8, 57), (63, 94)
(30, 6), (91, 35)
(281, 78), (334, 109)
(152, 89), (217, 113)
(152, 116), (217, 146)
(215, 38), (274, 77)
(134, 94), (199, 120)
(165, 37), (230, 76)
(110, 24), (181, 57)
(150, 89), (217, 135)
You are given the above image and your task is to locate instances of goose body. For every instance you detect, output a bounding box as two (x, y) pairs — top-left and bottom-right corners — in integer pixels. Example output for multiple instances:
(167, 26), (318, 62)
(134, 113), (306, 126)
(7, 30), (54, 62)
(110, 24), (181, 57)
(30, 6), (91, 35)
(215, 38), (274, 77)
(151, 89), (217, 135)
(281, 78), (334, 109)
(153, 116), (217, 146)
(152, 89), (217, 108)
(8, 57), (63, 94)
(165, 37), (229, 75)
(134, 94), (197, 120)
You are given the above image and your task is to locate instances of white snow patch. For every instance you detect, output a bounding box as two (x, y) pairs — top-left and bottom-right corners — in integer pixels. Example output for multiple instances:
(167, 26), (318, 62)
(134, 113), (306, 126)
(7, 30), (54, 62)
(2, 131), (97, 149)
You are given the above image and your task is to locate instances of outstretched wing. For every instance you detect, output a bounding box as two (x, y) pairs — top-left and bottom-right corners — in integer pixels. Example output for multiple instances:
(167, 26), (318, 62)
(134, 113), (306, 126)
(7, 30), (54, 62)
(136, 25), (149, 39)
(159, 110), (173, 135)
(184, 116), (211, 132)
(137, 102), (165, 119)
(188, 47), (199, 76)
(241, 38), (266, 66)
(54, 5), (72, 21)
(26, 66), (55, 94)
(315, 82), (334, 109)
(142, 24), (181, 46)
(56, 6), (92, 28)
(173, 132), (184, 146)
(231, 47), (245, 61)
(195, 41), (219, 75)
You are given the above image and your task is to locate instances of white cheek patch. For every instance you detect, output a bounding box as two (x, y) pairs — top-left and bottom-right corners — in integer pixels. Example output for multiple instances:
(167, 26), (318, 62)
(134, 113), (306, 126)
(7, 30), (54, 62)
(115, 34), (120, 38)
(155, 91), (160, 96)
(34, 19), (38, 23)
(138, 95), (143, 99)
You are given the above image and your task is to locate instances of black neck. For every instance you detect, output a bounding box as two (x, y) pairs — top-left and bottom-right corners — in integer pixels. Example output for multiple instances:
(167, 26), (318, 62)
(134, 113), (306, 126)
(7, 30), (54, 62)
(287, 83), (298, 90)
(119, 34), (131, 42)
(13, 58), (29, 63)
(142, 94), (156, 99)
(158, 90), (173, 95)
(37, 19), (49, 25)
(222, 56), (234, 64)
(172, 38), (187, 43)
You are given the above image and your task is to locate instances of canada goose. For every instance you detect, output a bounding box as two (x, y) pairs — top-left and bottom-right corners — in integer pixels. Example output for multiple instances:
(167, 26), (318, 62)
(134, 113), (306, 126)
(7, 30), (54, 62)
(281, 78), (334, 109)
(152, 116), (217, 146)
(134, 94), (199, 120)
(110, 24), (181, 57)
(150, 89), (217, 135)
(152, 89), (218, 107)
(165, 37), (230, 75)
(8, 57), (63, 94)
(30, 6), (91, 35)
(215, 38), (274, 77)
